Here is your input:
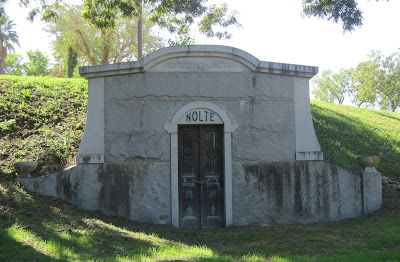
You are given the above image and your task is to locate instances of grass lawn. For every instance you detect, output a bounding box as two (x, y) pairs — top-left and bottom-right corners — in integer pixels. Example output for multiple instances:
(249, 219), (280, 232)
(1, 173), (400, 261)
(1, 174), (399, 261)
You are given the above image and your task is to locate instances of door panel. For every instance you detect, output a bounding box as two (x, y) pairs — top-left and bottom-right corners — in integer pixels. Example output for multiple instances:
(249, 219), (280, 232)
(179, 127), (200, 228)
(178, 125), (224, 228)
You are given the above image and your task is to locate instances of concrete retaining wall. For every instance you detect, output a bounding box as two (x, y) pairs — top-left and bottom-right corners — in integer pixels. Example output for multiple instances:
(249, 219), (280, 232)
(18, 160), (381, 225)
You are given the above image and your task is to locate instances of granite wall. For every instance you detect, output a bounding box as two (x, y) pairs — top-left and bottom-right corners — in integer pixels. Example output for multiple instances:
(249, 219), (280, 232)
(104, 72), (296, 163)
(18, 161), (381, 225)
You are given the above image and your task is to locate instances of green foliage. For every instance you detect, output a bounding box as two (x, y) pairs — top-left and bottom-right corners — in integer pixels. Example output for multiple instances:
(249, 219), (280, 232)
(315, 50), (400, 112)
(0, 0), (5, 18)
(19, 0), (240, 41)
(302, 0), (389, 32)
(23, 50), (50, 76)
(46, 4), (163, 65)
(4, 53), (23, 75)
(168, 28), (195, 46)
(312, 68), (354, 104)
(67, 47), (78, 78)
(198, 3), (240, 39)
(0, 75), (87, 176)
(353, 51), (400, 112)
(311, 100), (400, 177)
(353, 59), (380, 107)
(302, 0), (363, 31)
(0, 15), (19, 74)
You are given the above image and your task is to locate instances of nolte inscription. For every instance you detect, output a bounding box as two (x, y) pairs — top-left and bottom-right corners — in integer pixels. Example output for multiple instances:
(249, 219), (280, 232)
(164, 60), (231, 72)
(186, 110), (215, 122)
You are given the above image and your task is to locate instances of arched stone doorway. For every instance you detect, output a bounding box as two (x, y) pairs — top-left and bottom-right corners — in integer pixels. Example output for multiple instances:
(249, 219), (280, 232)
(165, 101), (238, 227)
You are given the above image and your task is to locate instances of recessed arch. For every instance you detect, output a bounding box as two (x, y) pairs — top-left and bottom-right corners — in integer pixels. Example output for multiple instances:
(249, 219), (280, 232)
(164, 102), (237, 227)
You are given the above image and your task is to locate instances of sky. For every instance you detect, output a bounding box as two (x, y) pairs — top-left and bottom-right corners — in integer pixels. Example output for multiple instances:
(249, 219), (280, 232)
(5, 0), (400, 77)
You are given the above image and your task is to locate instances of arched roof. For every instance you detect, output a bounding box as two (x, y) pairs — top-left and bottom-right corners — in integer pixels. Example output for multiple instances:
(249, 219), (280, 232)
(80, 45), (318, 78)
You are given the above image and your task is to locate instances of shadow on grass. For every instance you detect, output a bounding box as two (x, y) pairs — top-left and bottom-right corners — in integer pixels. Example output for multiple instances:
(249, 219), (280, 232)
(0, 178), (157, 261)
(0, 229), (61, 262)
(374, 110), (400, 122)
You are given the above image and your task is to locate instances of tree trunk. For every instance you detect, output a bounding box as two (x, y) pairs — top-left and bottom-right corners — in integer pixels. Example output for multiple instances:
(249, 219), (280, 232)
(75, 29), (96, 65)
(101, 29), (110, 64)
(137, 1), (143, 61)
(0, 56), (4, 74)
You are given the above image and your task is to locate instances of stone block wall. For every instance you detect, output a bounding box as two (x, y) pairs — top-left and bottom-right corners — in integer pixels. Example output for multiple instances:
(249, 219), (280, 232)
(103, 72), (296, 163)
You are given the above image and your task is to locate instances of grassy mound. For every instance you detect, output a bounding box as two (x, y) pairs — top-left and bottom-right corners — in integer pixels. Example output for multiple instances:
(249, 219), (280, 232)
(311, 100), (400, 178)
(0, 75), (87, 176)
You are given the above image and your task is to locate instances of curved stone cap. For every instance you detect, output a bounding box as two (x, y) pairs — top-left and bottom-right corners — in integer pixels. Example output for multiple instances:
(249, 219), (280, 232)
(79, 45), (318, 78)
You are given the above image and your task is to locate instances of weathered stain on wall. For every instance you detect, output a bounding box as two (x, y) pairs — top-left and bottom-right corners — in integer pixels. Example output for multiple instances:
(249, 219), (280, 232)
(232, 161), (376, 225)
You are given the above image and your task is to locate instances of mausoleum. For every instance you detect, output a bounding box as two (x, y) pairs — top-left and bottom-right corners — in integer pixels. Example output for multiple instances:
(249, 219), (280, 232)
(18, 45), (382, 228)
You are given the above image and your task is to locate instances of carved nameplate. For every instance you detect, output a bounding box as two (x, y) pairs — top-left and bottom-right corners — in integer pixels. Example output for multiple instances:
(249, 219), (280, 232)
(179, 109), (223, 124)
(165, 60), (231, 72)
(149, 57), (250, 72)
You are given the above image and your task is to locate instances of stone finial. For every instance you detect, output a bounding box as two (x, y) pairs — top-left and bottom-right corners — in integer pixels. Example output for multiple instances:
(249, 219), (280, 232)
(14, 162), (38, 178)
(357, 156), (380, 172)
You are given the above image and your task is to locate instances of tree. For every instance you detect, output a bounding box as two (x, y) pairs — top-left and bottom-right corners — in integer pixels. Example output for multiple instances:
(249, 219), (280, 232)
(353, 51), (400, 111)
(353, 59), (380, 107)
(19, 0), (240, 42)
(0, 0), (5, 18)
(0, 15), (19, 74)
(312, 68), (354, 104)
(67, 46), (78, 78)
(23, 50), (50, 76)
(4, 53), (23, 75)
(46, 4), (164, 66)
(302, 0), (390, 32)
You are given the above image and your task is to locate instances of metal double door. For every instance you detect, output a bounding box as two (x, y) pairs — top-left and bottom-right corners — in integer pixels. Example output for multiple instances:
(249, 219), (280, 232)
(178, 125), (224, 228)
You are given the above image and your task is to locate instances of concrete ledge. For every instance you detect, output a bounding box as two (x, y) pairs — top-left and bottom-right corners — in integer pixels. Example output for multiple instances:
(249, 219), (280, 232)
(296, 151), (324, 161)
(76, 154), (105, 164)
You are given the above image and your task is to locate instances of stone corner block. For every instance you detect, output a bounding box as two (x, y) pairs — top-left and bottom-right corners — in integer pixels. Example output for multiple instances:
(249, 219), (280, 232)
(16, 177), (34, 192)
(296, 151), (324, 161)
(76, 154), (105, 164)
(362, 170), (382, 214)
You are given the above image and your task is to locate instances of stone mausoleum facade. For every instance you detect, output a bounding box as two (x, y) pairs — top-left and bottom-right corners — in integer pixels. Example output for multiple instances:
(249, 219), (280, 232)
(18, 45), (382, 228)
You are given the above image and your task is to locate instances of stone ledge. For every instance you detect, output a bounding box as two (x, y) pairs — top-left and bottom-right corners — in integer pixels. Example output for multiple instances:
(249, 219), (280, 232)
(296, 151), (324, 161)
(76, 154), (105, 164)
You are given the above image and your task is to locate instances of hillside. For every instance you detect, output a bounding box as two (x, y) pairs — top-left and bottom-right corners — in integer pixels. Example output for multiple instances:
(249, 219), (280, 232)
(1, 75), (399, 178)
(311, 100), (400, 178)
(0, 76), (399, 261)
(0, 75), (87, 177)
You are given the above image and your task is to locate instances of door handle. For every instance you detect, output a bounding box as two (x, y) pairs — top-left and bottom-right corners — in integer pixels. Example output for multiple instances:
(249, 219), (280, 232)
(193, 179), (211, 184)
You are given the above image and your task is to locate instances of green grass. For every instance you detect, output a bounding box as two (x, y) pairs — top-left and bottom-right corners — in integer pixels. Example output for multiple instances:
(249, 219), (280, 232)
(1, 176), (399, 261)
(0, 75), (87, 176)
(311, 100), (400, 178)
(0, 76), (400, 261)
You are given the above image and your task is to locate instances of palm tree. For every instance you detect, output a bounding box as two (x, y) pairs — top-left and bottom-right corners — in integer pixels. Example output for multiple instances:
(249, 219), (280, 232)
(0, 16), (19, 74)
